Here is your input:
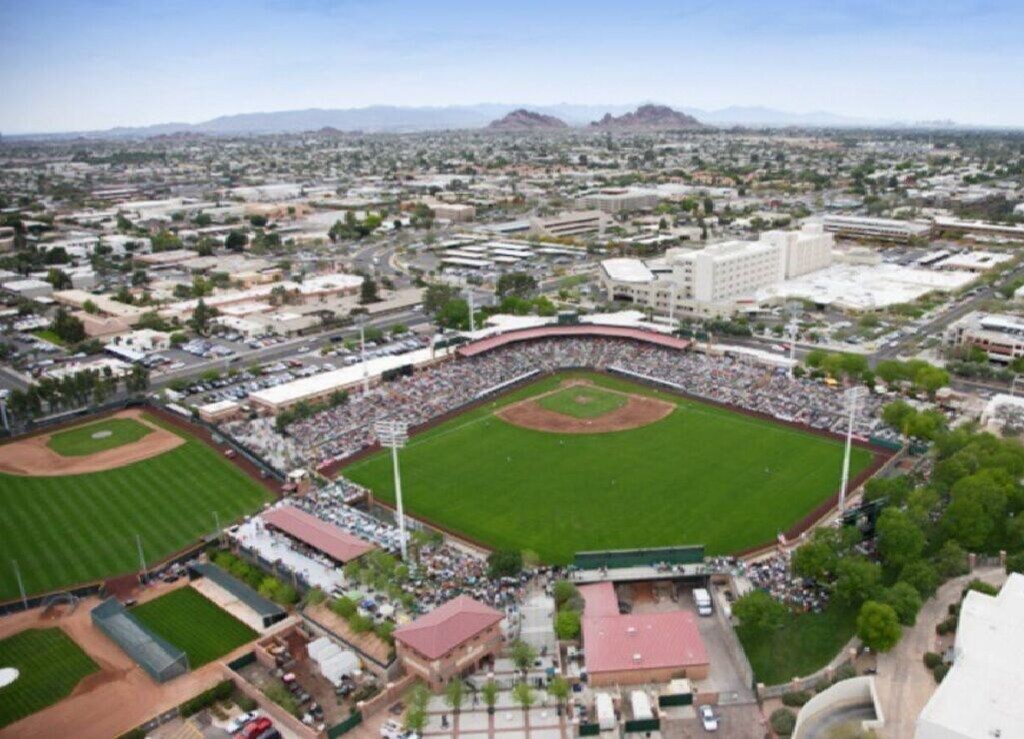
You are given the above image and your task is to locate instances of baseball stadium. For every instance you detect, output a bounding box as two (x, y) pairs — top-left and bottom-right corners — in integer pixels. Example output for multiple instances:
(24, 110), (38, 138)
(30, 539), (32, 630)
(313, 324), (893, 563)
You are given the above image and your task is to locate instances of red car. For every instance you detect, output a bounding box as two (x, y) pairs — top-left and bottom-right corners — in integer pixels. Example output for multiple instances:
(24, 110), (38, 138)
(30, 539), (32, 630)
(241, 717), (272, 739)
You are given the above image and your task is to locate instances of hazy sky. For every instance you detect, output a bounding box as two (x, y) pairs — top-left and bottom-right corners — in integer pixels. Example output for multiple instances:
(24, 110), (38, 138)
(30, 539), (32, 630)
(1, 0), (1022, 133)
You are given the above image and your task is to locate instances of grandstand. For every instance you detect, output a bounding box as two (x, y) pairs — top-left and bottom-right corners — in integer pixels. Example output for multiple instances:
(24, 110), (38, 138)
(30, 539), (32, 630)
(90, 597), (189, 683)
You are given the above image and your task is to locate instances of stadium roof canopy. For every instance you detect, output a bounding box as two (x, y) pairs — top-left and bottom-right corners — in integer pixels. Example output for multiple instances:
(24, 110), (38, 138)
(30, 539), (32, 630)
(457, 324), (690, 358)
(263, 505), (375, 564)
(91, 597), (189, 683)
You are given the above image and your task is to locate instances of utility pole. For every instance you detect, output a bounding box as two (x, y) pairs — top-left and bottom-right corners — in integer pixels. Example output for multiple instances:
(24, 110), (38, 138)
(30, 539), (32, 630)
(839, 387), (865, 514)
(375, 419), (409, 561)
(12, 560), (27, 610)
(136, 534), (148, 583)
(360, 322), (369, 394)
(789, 324), (798, 379)
(467, 290), (476, 333)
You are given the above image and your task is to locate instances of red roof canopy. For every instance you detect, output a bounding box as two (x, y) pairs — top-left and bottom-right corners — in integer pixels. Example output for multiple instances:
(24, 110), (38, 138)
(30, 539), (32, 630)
(263, 506), (375, 564)
(394, 595), (503, 660)
(580, 583), (708, 675)
(457, 325), (690, 358)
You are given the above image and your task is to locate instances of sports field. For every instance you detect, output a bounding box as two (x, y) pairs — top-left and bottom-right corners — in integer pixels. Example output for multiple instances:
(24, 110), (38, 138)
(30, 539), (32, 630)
(131, 587), (257, 668)
(345, 372), (875, 563)
(0, 627), (100, 728)
(0, 415), (272, 601)
(538, 385), (626, 418)
(47, 417), (152, 456)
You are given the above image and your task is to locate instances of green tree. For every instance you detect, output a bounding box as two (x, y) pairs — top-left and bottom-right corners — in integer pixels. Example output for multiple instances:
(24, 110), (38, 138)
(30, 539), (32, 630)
(856, 601), (902, 652)
(46, 267), (72, 289)
(512, 682), (535, 712)
(898, 560), (940, 599)
(548, 676), (570, 715)
(555, 609), (581, 640)
(881, 582), (923, 626)
(360, 276), (380, 304)
(834, 557), (882, 607)
(496, 272), (538, 299)
(553, 580), (579, 608)
(876, 509), (926, 569)
(732, 590), (787, 635)
(510, 640), (537, 674)
(225, 230), (248, 251)
(188, 298), (219, 336)
(487, 549), (523, 578)
(444, 679), (465, 715)
(481, 679), (499, 714)
(792, 540), (838, 581)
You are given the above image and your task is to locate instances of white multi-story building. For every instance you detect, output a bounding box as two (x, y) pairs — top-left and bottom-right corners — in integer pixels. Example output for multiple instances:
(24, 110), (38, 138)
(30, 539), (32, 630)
(577, 188), (660, 214)
(944, 311), (1024, 363)
(531, 210), (611, 239)
(760, 223), (834, 278)
(822, 215), (933, 243)
(600, 224), (833, 316)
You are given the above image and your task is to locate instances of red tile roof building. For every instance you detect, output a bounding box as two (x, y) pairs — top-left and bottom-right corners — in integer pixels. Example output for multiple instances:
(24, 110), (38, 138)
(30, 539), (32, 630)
(579, 583), (709, 686)
(394, 595), (504, 689)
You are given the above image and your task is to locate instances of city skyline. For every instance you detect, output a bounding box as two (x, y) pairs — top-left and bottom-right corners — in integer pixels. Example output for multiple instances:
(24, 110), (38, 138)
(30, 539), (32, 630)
(2, 0), (1023, 134)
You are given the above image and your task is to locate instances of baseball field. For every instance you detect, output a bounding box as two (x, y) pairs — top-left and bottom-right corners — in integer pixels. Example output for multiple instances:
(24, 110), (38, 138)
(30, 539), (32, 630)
(0, 412), (272, 602)
(344, 371), (876, 563)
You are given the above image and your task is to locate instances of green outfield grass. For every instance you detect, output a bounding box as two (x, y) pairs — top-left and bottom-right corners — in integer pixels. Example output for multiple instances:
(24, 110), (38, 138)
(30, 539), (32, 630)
(46, 417), (153, 456)
(345, 372), (875, 564)
(131, 588), (257, 668)
(0, 414), (272, 601)
(537, 384), (627, 418)
(0, 627), (100, 728)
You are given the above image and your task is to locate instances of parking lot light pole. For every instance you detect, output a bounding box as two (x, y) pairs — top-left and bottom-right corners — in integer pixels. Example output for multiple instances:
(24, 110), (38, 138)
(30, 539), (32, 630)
(839, 386), (866, 514)
(375, 419), (410, 561)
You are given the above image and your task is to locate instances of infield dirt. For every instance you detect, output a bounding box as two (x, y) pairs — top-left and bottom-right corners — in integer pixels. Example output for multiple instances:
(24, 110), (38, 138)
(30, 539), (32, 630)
(0, 410), (183, 476)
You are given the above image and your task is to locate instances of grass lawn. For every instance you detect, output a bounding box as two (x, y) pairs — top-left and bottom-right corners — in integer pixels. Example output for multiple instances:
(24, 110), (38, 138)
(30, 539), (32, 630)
(131, 587), (257, 668)
(344, 372), (874, 563)
(31, 329), (66, 346)
(537, 385), (627, 418)
(736, 603), (858, 686)
(0, 627), (100, 728)
(0, 414), (272, 601)
(46, 417), (153, 457)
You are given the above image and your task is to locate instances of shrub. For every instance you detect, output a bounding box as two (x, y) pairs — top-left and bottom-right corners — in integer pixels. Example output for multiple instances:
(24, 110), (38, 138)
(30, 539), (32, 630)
(933, 663), (950, 683)
(181, 680), (234, 717)
(234, 691), (258, 712)
(782, 690), (811, 707)
(936, 616), (958, 636)
(923, 652), (943, 669)
(770, 707), (797, 736)
(833, 664), (857, 683)
(332, 596), (357, 618)
(487, 549), (523, 578)
(554, 610), (581, 640)
(264, 681), (300, 717)
(553, 580), (579, 608)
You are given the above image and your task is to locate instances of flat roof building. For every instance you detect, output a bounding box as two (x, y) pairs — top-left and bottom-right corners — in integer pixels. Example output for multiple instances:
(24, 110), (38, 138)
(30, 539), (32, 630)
(915, 574), (1024, 739)
(822, 215), (934, 243)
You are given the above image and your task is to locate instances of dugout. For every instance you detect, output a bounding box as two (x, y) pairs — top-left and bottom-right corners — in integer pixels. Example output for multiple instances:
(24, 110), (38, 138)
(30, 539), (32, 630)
(188, 562), (287, 630)
(91, 597), (189, 683)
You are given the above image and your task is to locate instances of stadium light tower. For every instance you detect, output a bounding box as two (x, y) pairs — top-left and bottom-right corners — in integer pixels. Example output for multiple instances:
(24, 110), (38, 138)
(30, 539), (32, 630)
(467, 289), (476, 333)
(359, 322), (369, 394)
(839, 386), (866, 514)
(375, 419), (410, 561)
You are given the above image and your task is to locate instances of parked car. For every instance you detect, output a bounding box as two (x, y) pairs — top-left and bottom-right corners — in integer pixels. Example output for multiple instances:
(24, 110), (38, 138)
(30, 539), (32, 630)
(699, 705), (719, 732)
(241, 717), (273, 739)
(227, 711), (259, 734)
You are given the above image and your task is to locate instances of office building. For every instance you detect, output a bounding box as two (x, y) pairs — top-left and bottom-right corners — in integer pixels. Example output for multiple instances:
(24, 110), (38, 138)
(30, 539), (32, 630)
(577, 188), (660, 214)
(822, 215), (934, 243)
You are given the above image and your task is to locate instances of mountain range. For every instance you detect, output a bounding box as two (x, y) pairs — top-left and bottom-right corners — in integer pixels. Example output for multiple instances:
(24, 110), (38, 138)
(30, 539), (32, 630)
(8, 103), (970, 140)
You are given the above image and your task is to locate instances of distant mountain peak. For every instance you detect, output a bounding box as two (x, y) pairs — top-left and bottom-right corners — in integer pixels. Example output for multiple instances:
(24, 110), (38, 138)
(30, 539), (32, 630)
(487, 108), (568, 131)
(591, 104), (704, 130)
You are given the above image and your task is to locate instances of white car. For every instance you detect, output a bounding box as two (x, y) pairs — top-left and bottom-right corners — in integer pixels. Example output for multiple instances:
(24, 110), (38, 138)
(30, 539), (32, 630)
(699, 705), (719, 732)
(227, 711), (259, 734)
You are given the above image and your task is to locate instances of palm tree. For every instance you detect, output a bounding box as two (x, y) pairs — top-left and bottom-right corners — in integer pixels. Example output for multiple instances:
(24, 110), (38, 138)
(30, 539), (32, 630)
(513, 682), (535, 715)
(548, 676), (570, 716)
(510, 640), (537, 677)
(482, 679), (499, 715)
(444, 679), (465, 716)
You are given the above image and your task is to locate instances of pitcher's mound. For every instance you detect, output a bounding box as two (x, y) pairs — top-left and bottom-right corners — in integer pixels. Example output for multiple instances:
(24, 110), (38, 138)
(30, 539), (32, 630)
(498, 386), (674, 434)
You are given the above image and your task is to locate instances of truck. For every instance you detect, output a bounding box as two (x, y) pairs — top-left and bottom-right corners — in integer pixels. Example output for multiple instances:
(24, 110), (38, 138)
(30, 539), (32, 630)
(693, 588), (713, 616)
